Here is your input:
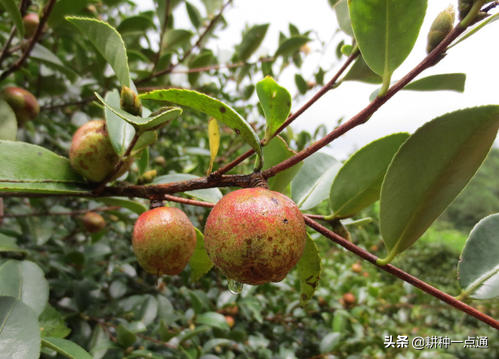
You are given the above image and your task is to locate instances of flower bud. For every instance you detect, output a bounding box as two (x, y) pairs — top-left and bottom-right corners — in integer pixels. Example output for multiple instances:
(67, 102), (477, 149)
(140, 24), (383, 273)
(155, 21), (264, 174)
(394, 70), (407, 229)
(120, 86), (142, 116)
(426, 6), (455, 54)
(23, 13), (39, 38)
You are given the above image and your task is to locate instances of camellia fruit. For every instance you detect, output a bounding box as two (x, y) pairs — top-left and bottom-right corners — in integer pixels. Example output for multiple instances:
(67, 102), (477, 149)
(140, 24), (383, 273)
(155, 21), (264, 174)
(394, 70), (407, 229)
(69, 120), (121, 182)
(132, 207), (197, 275)
(81, 212), (106, 233)
(23, 13), (39, 38)
(204, 187), (307, 285)
(2, 87), (39, 124)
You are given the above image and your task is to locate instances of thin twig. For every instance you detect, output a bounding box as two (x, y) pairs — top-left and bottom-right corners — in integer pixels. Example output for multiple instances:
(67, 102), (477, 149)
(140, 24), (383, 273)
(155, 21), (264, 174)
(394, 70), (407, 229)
(0, 0), (57, 82)
(0, 206), (119, 218)
(152, 0), (171, 72)
(212, 50), (359, 176)
(163, 194), (215, 208)
(0, 28), (17, 68)
(304, 217), (499, 330)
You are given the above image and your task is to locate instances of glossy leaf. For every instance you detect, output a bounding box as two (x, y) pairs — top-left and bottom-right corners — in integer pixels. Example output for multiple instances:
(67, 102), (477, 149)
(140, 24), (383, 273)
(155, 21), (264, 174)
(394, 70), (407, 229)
(207, 118), (220, 173)
(458, 213), (499, 299)
(0, 234), (25, 254)
(296, 235), (322, 305)
(66, 16), (132, 87)
(262, 136), (303, 193)
(275, 36), (310, 57)
(30, 44), (78, 81)
(185, 1), (202, 28)
(0, 99), (17, 141)
(379, 106), (499, 264)
(39, 304), (71, 338)
(349, 0), (427, 76)
(0, 0), (24, 38)
(196, 312), (230, 331)
(42, 337), (93, 359)
(256, 76), (291, 143)
(96, 93), (182, 131)
(95, 197), (147, 215)
(330, 133), (409, 218)
(238, 24), (269, 61)
(343, 56), (382, 84)
(48, 0), (88, 27)
(0, 140), (89, 194)
(0, 296), (40, 359)
(334, 0), (353, 37)
(104, 90), (135, 156)
(162, 29), (193, 51)
(404, 73), (466, 92)
(117, 15), (155, 35)
(189, 228), (213, 282)
(140, 89), (263, 159)
(320, 332), (341, 353)
(153, 173), (222, 203)
(0, 260), (49, 316)
(291, 152), (342, 210)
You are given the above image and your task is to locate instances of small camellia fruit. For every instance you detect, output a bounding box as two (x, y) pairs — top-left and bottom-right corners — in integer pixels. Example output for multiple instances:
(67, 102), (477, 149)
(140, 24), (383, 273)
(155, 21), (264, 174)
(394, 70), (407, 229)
(81, 212), (106, 233)
(342, 292), (356, 307)
(132, 207), (197, 275)
(2, 87), (39, 124)
(23, 13), (39, 38)
(351, 262), (362, 273)
(204, 187), (307, 285)
(224, 315), (235, 328)
(69, 120), (120, 182)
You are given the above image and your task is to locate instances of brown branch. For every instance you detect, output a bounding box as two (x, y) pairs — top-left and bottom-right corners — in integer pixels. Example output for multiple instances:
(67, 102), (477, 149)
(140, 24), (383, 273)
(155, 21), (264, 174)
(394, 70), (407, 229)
(304, 217), (499, 330)
(212, 50), (359, 176)
(137, 0), (233, 84)
(0, 206), (119, 219)
(0, 0), (57, 82)
(163, 194), (215, 208)
(0, 28), (17, 68)
(262, 24), (467, 178)
(152, 0), (171, 72)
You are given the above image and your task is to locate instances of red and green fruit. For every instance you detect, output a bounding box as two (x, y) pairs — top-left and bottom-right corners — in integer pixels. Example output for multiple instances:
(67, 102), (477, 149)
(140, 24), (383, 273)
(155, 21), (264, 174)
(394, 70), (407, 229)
(204, 187), (306, 285)
(132, 207), (197, 275)
(2, 87), (39, 124)
(23, 13), (39, 38)
(81, 212), (106, 233)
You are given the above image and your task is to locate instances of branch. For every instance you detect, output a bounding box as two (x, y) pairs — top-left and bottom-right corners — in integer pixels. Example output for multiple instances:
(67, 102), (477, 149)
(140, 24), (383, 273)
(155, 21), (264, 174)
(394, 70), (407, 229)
(212, 50), (359, 176)
(163, 194), (215, 208)
(0, 0), (57, 82)
(0, 28), (17, 68)
(262, 24), (467, 178)
(304, 217), (499, 330)
(151, 0), (171, 72)
(137, 0), (233, 84)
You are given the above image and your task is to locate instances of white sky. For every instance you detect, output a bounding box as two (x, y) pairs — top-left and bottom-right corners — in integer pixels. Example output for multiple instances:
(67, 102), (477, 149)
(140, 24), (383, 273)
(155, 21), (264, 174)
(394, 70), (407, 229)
(139, 0), (498, 159)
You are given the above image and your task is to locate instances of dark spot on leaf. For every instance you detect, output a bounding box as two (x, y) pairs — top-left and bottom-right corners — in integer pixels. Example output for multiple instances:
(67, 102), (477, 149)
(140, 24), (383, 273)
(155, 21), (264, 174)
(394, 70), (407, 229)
(219, 106), (226, 113)
(283, 218), (288, 224)
(37, 152), (42, 156)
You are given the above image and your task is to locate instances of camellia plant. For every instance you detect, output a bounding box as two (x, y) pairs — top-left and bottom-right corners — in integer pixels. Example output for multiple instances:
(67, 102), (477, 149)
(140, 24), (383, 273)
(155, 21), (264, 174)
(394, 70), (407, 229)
(0, 0), (498, 358)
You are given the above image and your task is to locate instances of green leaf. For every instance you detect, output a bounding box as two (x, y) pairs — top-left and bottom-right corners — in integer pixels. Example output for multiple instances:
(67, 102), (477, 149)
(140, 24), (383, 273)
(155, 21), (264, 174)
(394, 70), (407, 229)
(452, 13), (499, 47)
(404, 73), (466, 92)
(195, 312), (230, 331)
(330, 133), (409, 218)
(379, 106), (499, 264)
(185, 1), (202, 29)
(95, 92), (182, 131)
(153, 173), (222, 203)
(30, 44), (78, 81)
(39, 304), (71, 338)
(0, 0), (24, 38)
(349, 0), (427, 77)
(0, 99), (17, 141)
(343, 56), (382, 84)
(458, 213), (499, 299)
(334, 0), (353, 37)
(263, 136), (303, 193)
(95, 197), (147, 215)
(48, 0), (88, 28)
(104, 90), (135, 156)
(188, 50), (216, 85)
(0, 140), (89, 194)
(0, 296), (40, 359)
(238, 24), (269, 61)
(117, 15), (155, 35)
(295, 74), (308, 94)
(189, 228), (213, 282)
(320, 332), (341, 353)
(296, 235), (321, 305)
(66, 16), (132, 87)
(116, 324), (136, 347)
(162, 29), (193, 51)
(42, 337), (93, 359)
(0, 260), (49, 316)
(256, 76), (291, 143)
(291, 152), (342, 210)
(275, 35), (310, 58)
(140, 89), (262, 160)
(0, 233), (26, 254)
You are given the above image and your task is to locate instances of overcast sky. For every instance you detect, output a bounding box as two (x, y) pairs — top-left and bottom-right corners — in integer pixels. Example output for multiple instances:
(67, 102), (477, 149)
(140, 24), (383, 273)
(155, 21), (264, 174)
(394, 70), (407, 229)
(139, 0), (498, 159)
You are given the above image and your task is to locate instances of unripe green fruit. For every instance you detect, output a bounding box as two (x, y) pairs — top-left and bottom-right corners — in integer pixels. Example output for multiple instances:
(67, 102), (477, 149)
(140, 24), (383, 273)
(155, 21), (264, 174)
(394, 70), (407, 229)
(204, 188), (307, 285)
(426, 6), (455, 54)
(132, 207), (197, 275)
(82, 212), (106, 233)
(69, 120), (120, 182)
(2, 87), (39, 124)
(23, 13), (39, 38)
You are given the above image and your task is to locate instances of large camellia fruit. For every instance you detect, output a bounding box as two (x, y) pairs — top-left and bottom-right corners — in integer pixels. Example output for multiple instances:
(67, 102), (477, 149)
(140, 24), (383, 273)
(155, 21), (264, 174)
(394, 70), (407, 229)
(132, 207), (197, 275)
(2, 87), (39, 124)
(204, 188), (307, 285)
(69, 120), (120, 182)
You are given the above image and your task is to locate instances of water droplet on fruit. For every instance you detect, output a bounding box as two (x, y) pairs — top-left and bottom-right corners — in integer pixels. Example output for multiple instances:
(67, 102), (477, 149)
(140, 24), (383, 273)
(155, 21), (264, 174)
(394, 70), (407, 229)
(228, 279), (243, 294)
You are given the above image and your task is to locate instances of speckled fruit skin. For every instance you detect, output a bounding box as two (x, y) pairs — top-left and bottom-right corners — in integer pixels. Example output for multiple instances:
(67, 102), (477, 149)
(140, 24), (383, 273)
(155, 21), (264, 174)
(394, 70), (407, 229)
(23, 13), (39, 38)
(204, 188), (307, 285)
(82, 212), (106, 233)
(69, 120), (120, 182)
(132, 207), (197, 275)
(2, 87), (39, 124)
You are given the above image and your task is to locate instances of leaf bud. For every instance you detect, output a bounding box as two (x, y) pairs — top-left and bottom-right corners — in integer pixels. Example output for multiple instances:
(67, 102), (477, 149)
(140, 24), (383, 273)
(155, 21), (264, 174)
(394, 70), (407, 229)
(120, 86), (142, 116)
(426, 6), (455, 54)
